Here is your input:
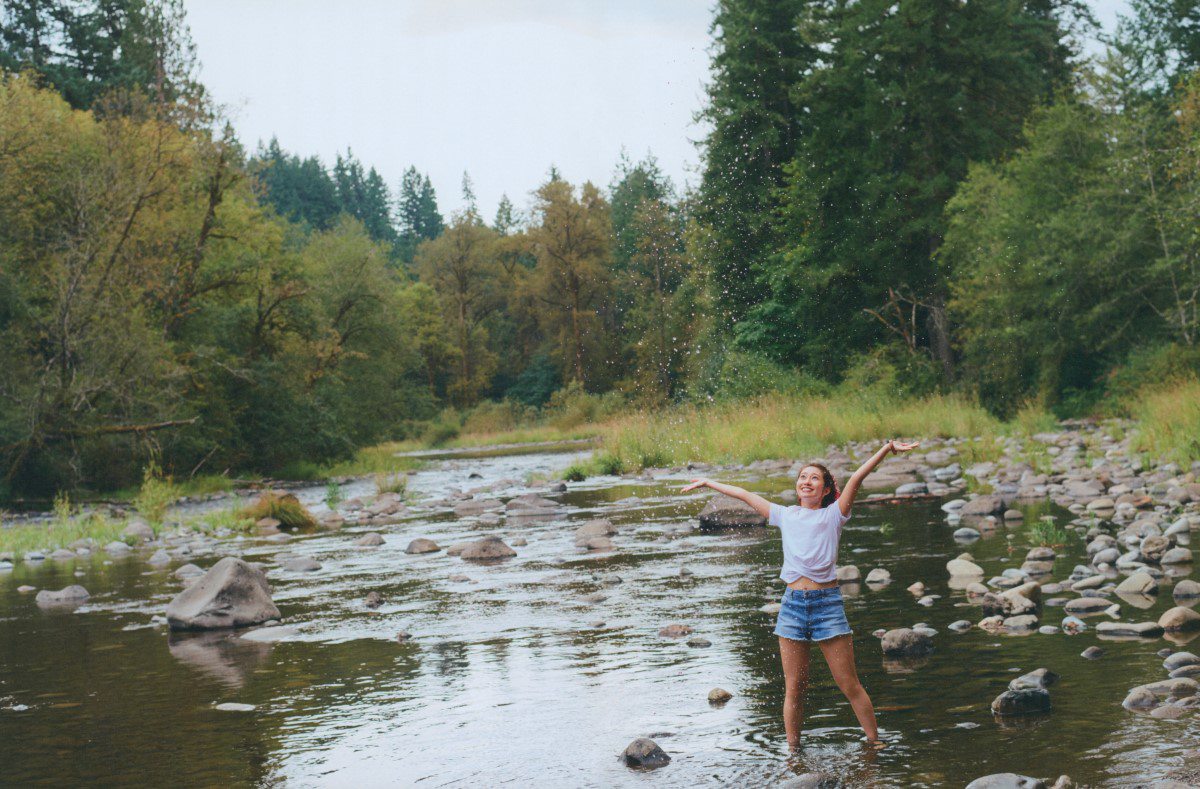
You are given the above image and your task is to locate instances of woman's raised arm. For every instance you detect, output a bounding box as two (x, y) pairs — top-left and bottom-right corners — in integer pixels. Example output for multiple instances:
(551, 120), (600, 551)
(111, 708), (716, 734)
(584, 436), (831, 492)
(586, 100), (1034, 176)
(681, 478), (772, 519)
(837, 439), (920, 516)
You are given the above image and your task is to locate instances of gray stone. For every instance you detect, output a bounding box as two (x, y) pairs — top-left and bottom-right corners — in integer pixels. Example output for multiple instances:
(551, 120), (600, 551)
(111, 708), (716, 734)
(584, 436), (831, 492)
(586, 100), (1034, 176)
(1096, 620), (1164, 638)
(881, 628), (934, 657)
(1160, 607), (1200, 632)
(687, 637), (712, 648)
(1164, 652), (1200, 672)
(460, 536), (516, 560)
(214, 702), (256, 712)
(991, 688), (1051, 716)
(1009, 668), (1059, 691)
(965, 774), (1046, 789)
(122, 520), (156, 543)
(836, 565), (861, 583)
(659, 624), (694, 638)
(574, 519), (617, 545)
(1174, 579), (1200, 599)
(896, 482), (928, 495)
(281, 557), (321, 572)
(1081, 646), (1104, 659)
(148, 549), (171, 566)
(948, 557), (985, 576)
(954, 527), (982, 540)
(105, 540), (132, 555)
(1122, 687), (1159, 711)
(1162, 547), (1193, 564)
(961, 496), (1006, 517)
(785, 774), (840, 789)
(1004, 614), (1040, 632)
(583, 536), (615, 551)
(34, 585), (90, 605)
(865, 568), (891, 584)
(405, 538), (441, 554)
(622, 737), (670, 769)
(1064, 597), (1113, 616)
(1116, 572), (1158, 595)
(708, 687), (733, 704)
(165, 557), (279, 631)
(949, 620), (973, 632)
(354, 533), (385, 547)
(698, 494), (767, 528)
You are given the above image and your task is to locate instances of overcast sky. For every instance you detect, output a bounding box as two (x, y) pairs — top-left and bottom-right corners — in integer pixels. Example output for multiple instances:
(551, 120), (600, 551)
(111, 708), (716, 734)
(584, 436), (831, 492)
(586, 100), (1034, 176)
(183, 0), (1131, 221)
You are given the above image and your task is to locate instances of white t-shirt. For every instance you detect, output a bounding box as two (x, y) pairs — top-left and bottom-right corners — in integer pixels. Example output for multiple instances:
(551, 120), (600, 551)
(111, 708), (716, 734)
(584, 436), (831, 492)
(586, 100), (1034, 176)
(768, 502), (851, 584)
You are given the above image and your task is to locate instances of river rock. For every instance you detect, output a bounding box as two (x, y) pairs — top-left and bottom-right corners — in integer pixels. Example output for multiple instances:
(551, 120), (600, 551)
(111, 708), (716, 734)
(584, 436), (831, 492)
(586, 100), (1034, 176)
(1116, 572), (1158, 595)
(785, 774), (840, 789)
(1160, 607), (1200, 632)
(406, 538), (441, 554)
(881, 628), (933, 657)
(1061, 616), (1086, 633)
(122, 519), (156, 543)
(1140, 535), (1171, 563)
(355, 533), (385, 547)
(1165, 652), (1200, 672)
(1027, 546), (1056, 562)
(105, 540), (132, 555)
(365, 591), (385, 608)
(623, 737), (670, 769)
(836, 565), (861, 583)
(708, 688), (733, 704)
(962, 496), (1006, 517)
(281, 557), (321, 572)
(1122, 687), (1159, 710)
(35, 585), (90, 605)
(698, 495), (767, 528)
(991, 688), (1051, 716)
(948, 557), (985, 577)
(148, 549), (171, 566)
(687, 637), (712, 648)
(1064, 597), (1112, 616)
(1162, 547), (1194, 564)
(954, 527), (982, 540)
(949, 620), (973, 632)
(659, 624), (693, 638)
(1009, 668), (1059, 691)
(1096, 620), (1164, 638)
(1071, 574), (1106, 591)
(1176, 580), (1200, 599)
(1082, 646), (1104, 659)
(965, 775), (1046, 789)
(896, 482), (928, 495)
(574, 519), (617, 545)
(865, 568), (891, 584)
(214, 702), (256, 712)
(583, 536), (615, 551)
(1005, 615), (1039, 632)
(460, 536), (516, 560)
(907, 581), (926, 595)
(165, 557), (279, 630)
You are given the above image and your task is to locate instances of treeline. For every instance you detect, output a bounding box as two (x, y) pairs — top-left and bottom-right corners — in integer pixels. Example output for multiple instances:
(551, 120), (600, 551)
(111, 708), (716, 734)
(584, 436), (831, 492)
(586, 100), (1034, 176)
(2, 0), (1200, 500)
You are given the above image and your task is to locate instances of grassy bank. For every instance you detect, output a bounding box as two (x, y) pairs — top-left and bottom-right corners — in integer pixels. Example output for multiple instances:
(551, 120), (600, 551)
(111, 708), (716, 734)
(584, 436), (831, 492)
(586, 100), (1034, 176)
(1132, 378), (1200, 465)
(587, 392), (1051, 472)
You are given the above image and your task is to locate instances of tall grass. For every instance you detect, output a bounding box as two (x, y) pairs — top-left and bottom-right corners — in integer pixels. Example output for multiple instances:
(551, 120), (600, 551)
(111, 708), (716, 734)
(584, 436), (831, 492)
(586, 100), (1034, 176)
(1133, 378), (1200, 465)
(595, 392), (1006, 469)
(0, 494), (127, 555)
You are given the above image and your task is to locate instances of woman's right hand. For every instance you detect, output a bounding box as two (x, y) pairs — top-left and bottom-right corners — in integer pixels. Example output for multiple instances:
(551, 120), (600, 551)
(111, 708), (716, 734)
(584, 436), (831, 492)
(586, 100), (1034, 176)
(681, 478), (710, 493)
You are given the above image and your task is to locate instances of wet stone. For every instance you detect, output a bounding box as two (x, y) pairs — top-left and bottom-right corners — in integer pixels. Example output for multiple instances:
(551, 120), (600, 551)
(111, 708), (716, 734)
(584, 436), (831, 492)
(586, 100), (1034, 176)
(1081, 646), (1105, 659)
(991, 688), (1051, 716)
(405, 538), (441, 555)
(708, 688), (733, 704)
(622, 737), (670, 769)
(687, 637), (712, 648)
(658, 624), (693, 638)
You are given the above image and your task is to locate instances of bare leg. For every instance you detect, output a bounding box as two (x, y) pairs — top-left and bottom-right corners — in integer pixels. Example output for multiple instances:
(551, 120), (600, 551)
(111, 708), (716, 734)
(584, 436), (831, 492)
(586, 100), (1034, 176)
(818, 633), (879, 742)
(778, 636), (811, 749)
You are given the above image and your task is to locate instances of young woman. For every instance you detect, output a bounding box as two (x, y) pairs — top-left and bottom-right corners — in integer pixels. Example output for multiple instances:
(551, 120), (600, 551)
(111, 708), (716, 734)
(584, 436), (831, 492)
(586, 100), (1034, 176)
(682, 439), (919, 750)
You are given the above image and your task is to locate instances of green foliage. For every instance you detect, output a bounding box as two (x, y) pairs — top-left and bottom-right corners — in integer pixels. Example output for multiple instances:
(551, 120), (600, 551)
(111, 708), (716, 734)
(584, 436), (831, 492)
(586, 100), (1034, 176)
(132, 462), (177, 527)
(544, 382), (625, 430)
(324, 480), (343, 510)
(422, 410), (463, 446)
(594, 452), (624, 476)
(1133, 378), (1200, 464)
(506, 353), (562, 407)
(239, 491), (317, 530)
(562, 464), (587, 482)
(1027, 520), (1070, 548)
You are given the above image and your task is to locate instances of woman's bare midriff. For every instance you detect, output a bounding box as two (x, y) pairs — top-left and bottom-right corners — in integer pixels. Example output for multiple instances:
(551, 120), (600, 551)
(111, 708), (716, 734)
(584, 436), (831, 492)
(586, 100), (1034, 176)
(786, 576), (838, 591)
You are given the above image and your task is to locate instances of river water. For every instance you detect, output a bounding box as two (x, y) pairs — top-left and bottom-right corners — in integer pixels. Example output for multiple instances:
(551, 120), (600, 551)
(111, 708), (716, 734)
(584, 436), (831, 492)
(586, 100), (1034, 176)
(0, 447), (1194, 787)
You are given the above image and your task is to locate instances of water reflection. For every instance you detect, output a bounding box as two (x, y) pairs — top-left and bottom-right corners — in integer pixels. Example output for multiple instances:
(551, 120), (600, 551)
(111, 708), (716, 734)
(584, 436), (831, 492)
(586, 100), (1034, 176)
(168, 630), (274, 689)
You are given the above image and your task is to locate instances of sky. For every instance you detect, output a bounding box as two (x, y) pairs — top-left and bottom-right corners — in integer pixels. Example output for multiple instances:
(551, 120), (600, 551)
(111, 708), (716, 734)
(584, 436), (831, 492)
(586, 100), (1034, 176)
(183, 0), (1132, 222)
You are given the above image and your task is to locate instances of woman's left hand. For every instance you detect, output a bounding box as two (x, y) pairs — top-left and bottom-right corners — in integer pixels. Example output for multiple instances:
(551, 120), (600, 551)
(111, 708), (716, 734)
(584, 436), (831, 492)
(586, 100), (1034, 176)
(888, 440), (920, 454)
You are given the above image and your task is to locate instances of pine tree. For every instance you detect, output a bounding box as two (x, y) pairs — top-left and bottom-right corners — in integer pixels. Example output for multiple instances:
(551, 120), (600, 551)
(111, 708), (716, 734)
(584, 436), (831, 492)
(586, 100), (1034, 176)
(397, 166), (444, 262)
(493, 194), (518, 236)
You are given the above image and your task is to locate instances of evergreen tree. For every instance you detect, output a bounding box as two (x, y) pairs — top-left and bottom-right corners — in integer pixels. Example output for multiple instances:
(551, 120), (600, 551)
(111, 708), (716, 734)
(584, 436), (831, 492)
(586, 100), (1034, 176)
(252, 137), (340, 231)
(493, 193), (518, 236)
(332, 149), (395, 245)
(745, 0), (1077, 378)
(397, 166), (444, 261)
(459, 170), (481, 225)
(696, 0), (814, 323)
(609, 151), (673, 270)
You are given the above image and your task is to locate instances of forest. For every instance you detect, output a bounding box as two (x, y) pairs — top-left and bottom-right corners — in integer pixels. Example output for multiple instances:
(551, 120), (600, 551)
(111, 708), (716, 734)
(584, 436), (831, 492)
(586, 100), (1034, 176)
(1, 0), (1198, 501)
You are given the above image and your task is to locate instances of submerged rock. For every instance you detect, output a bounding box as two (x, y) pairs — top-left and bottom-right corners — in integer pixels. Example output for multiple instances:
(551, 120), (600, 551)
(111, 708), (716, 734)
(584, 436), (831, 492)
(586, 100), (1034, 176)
(965, 775), (1046, 789)
(354, 533), (385, 547)
(659, 624), (694, 638)
(991, 688), (1051, 716)
(165, 557), (279, 631)
(35, 585), (90, 606)
(623, 737), (670, 769)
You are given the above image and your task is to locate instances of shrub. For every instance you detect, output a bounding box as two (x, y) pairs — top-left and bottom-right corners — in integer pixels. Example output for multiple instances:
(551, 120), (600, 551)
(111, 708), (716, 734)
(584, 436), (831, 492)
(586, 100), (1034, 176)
(594, 452), (624, 476)
(423, 409), (463, 446)
(562, 464), (587, 482)
(462, 400), (536, 434)
(374, 472), (408, 496)
(544, 381), (625, 429)
(1027, 520), (1070, 547)
(324, 480), (343, 510)
(239, 491), (318, 530)
(132, 462), (176, 527)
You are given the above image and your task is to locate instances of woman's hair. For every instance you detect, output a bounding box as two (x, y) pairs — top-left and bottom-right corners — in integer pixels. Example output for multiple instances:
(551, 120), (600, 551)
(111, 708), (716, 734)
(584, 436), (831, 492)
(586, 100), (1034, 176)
(799, 462), (840, 508)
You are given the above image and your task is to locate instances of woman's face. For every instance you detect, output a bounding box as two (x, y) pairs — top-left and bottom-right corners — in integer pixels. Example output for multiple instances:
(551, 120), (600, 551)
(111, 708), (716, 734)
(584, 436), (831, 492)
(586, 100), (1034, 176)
(795, 466), (826, 503)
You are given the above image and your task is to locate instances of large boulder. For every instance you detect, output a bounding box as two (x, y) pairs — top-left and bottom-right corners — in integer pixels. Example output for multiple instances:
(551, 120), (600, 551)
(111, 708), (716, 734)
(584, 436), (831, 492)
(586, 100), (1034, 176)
(1096, 620), (1164, 638)
(991, 688), (1051, 716)
(165, 557), (279, 631)
(947, 557), (985, 577)
(459, 536), (517, 561)
(698, 494), (767, 528)
(881, 628), (934, 657)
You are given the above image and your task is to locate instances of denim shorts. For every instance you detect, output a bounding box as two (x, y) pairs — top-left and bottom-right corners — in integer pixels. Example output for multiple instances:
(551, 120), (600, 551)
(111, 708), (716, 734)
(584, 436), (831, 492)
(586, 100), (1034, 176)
(774, 587), (852, 642)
